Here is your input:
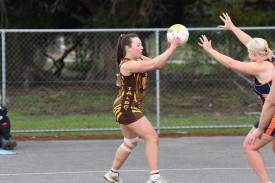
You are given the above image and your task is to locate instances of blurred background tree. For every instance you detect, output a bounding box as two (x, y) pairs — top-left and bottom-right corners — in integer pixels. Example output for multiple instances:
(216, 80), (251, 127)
(0, 0), (274, 29)
(1, 0), (275, 87)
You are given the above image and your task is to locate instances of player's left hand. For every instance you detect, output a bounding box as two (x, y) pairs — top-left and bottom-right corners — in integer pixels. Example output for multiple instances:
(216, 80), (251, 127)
(218, 12), (234, 30)
(247, 128), (264, 146)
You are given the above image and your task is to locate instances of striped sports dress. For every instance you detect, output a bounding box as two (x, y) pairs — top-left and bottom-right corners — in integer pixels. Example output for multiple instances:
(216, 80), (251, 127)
(253, 57), (275, 136)
(113, 58), (147, 124)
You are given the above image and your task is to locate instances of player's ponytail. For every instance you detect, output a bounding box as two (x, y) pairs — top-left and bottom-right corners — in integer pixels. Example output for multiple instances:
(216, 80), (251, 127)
(115, 34), (125, 69)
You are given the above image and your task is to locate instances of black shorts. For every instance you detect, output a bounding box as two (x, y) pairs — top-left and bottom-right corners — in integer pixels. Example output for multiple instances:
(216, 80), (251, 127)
(254, 114), (275, 136)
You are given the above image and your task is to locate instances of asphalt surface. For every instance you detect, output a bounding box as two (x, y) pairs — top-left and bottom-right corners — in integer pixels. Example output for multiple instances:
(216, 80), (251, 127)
(0, 135), (274, 183)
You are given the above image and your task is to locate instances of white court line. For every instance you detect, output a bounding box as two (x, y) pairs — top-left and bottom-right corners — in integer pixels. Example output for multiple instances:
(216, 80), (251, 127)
(0, 167), (275, 176)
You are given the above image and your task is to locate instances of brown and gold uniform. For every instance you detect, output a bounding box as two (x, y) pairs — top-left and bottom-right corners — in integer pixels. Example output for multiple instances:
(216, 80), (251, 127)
(113, 58), (147, 124)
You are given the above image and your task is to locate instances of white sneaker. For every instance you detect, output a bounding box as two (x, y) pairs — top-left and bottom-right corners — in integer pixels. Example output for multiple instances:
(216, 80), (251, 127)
(104, 171), (123, 183)
(147, 176), (168, 183)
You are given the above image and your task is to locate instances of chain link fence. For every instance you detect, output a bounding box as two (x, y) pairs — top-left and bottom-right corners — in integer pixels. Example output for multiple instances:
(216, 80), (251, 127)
(1, 27), (275, 134)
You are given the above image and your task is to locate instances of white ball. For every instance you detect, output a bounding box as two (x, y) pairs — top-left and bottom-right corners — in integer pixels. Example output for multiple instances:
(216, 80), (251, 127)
(167, 24), (189, 45)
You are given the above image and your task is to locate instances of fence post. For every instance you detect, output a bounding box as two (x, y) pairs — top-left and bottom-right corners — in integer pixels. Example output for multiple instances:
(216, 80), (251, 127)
(155, 29), (160, 134)
(1, 30), (6, 106)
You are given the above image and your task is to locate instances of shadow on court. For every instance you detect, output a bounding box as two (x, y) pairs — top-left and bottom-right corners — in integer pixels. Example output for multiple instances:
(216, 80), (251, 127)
(0, 136), (274, 183)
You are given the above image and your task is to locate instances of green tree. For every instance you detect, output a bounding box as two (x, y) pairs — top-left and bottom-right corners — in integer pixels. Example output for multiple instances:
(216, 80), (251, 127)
(208, 0), (275, 26)
(1, 0), (275, 87)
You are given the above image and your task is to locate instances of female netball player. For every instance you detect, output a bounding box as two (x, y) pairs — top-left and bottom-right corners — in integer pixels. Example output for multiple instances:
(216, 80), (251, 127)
(198, 13), (274, 183)
(104, 33), (180, 183)
(248, 73), (275, 151)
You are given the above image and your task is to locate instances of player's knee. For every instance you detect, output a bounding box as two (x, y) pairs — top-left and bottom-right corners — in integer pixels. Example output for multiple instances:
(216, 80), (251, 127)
(147, 133), (159, 145)
(243, 141), (256, 154)
(242, 142), (248, 153)
(120, 137), (139, 153)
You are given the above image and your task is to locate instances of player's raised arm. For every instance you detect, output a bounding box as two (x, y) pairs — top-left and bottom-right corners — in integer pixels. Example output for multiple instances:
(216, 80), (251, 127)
(218, 13), (252, 47)
(198, 35), (269, 76)
(120, 36), (180, 75)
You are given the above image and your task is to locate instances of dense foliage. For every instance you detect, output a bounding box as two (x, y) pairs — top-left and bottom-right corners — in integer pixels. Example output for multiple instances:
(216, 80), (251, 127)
(1, 0), (275, 29)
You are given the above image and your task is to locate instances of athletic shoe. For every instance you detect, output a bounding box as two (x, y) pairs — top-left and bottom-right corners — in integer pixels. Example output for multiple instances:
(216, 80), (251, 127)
(104, 171), (123, 183)
(0, 136), (11, 150)
(147, 176), (168, 183)
(7, 137), (17, 150)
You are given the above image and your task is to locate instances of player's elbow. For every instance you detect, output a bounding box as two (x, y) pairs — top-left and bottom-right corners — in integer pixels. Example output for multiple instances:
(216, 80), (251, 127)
(226, 60), (234, 69)
(152, 61), (163, 70)
(155, 64), (163, 70)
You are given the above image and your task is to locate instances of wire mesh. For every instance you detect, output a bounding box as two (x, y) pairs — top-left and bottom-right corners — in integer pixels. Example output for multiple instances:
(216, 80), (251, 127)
(1, 27), (274, 134)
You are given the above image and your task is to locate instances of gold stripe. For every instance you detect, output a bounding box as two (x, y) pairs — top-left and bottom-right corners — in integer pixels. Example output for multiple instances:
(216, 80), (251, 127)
(116, 112), (122, 121)
(178, 35), (189, 45)
(133, 92), (137, 102)
(113, 97), (120, 104)
(113, 106), (122, 113)
(111, 170), (119, 173)
(114, 104), (121, 109)
(150, 172), (159, 175)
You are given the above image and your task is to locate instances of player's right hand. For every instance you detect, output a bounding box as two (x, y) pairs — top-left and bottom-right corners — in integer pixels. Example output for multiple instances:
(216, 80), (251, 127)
(198, 35), (213, 53)
(169, 37), (180, 51)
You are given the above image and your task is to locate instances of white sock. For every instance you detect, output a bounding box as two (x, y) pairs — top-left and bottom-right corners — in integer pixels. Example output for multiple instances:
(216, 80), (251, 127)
(150, 170), (160, 181)
(111, 168), (119, 177)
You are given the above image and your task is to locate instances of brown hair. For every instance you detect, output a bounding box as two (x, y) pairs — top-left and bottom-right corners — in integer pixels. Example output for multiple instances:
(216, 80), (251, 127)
(115, 33), (139, 68)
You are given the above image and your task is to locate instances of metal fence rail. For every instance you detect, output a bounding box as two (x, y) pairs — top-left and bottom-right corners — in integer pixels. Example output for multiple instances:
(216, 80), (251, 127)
(1, 27), (274, 134)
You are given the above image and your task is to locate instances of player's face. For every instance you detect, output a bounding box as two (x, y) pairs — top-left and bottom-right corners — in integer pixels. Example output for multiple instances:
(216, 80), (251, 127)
(129, 37), (143, 58)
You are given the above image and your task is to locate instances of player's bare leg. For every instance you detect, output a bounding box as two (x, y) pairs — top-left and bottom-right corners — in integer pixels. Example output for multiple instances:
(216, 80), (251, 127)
(243, 128), (274, 183)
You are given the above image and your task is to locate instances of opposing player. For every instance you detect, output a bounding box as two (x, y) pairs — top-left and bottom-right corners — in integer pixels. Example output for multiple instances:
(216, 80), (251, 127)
(248, 73), (275, 151)
(198, 13), (275, 183)
(104, 33), (180, 183)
